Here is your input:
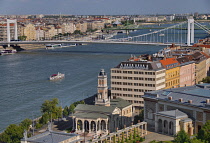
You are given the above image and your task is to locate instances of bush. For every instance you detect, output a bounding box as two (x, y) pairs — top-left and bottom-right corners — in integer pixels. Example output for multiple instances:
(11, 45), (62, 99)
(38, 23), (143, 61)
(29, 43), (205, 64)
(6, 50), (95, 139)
(35, 123), (42, 129)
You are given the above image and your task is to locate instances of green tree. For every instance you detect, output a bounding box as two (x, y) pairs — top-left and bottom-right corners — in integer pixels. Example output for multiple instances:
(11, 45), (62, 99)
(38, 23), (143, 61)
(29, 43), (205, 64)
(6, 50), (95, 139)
(39, 113), (49, 124)
(63, 106), (69, 117)
(0, 124), (24, 143)
(174, 130), (190, 143)
(202, 76), (210, 83)
(197, 120), (210, 142)
(20, 118), (32, 131)
(69, 104), (76, 113)
(18, 36), (27, 41)
(134, 109), (144, 124)
(40, 98), (62, 120)
(190, 138), (206, 143)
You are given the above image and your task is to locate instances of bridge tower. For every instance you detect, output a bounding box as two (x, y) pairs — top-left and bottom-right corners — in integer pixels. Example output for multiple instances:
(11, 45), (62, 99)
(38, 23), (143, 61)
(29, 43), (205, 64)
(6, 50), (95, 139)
(187, 17), (194, 46)
(7, 19), (18, 45)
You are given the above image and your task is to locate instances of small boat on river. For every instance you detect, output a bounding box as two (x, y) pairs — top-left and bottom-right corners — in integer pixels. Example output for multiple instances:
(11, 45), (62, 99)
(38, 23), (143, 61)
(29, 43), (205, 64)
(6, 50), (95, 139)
(49, 72), (65, 80)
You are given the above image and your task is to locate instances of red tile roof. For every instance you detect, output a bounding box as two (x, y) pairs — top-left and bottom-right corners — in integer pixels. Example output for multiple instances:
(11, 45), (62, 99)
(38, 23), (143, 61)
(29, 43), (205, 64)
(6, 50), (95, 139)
(159, 58), (179, 69)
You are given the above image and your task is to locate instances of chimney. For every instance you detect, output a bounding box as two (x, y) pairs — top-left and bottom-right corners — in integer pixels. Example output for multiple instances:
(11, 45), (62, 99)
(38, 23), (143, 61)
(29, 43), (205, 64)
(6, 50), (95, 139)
(168, 96), (172, 100)
(188, 100), (192, 104)
(179, 98), (183, 102)
(206, 99), (210, 104)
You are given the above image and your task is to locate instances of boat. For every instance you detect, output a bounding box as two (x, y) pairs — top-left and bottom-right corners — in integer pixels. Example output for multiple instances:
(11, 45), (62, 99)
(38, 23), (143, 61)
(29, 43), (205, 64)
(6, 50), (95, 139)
(159, 33), (165, 36)
(49, 72), (65, 80)
(45, 44), (62, 49)
(0, 49), (17, 55)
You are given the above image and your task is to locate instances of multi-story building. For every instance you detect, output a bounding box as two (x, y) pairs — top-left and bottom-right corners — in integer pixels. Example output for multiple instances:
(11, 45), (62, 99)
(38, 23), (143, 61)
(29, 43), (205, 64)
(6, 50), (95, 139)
(19, 23), (36, 40)
(0, 22), (16, 41)
(160, 58), (180, 89)
(143, 83), (210, 135)
(186, 52), (207, 84)
(177, 57), (195, 87)
(61, 22), (76, 34)
(111, 57), (165, 114)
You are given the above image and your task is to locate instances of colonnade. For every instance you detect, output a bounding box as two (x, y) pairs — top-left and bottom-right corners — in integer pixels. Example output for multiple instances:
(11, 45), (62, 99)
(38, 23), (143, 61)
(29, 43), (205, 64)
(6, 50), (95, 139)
(74, 118), (109, 134)
(156, 119), (175, 135)
(91, 122), (147, 143)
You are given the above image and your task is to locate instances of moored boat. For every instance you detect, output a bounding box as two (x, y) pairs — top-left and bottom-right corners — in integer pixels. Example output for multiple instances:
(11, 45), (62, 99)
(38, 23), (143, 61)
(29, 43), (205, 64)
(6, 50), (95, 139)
(49, 72), (65, 80)
(0, 49), (17, 55)
(45, 44), (62, 49)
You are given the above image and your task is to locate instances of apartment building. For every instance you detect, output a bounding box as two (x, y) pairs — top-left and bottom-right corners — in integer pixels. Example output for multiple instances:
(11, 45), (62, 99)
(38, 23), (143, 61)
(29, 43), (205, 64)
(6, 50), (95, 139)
(111, 58), (165, 114)
(0, 22), (16, 41)
(160, 58), (180, 89)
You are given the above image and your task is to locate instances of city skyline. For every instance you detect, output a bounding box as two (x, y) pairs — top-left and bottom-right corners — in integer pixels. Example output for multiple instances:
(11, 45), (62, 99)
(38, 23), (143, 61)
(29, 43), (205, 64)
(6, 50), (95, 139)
(0, 0), (210, 15)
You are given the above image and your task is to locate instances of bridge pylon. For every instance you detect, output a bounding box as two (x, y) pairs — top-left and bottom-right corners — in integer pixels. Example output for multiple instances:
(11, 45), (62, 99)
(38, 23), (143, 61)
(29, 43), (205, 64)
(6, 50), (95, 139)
(7, 19), (18, 47)
(187, 17), (194, 46)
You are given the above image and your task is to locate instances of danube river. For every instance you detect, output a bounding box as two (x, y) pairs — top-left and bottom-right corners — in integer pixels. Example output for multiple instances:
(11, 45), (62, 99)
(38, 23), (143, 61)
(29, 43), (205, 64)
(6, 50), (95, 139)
(0, 43), (164, 132)
(0, 22), (208, 132)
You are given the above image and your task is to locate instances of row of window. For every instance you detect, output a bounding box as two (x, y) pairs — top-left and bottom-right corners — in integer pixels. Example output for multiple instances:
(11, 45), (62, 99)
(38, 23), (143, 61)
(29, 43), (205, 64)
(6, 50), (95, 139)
(111, 70), (156, 75)
(166, 79), (179, 87)
(112, 87), (155, 92)
(111, 93), (143, 98)
(112, 82), (155, 87)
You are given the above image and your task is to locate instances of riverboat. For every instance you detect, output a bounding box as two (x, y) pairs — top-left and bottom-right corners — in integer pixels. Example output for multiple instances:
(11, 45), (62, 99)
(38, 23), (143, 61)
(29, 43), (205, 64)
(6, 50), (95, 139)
(159, 33), (165, 36)
(45, 44), (62, 49)
(0, 49), (17, 55)
(49, 72), (65, 80)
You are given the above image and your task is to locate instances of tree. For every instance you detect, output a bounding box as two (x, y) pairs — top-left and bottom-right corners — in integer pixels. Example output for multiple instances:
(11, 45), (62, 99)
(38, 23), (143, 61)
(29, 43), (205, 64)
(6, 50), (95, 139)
(174, 130), (190, 143)
(18, 36), (27, 41)
(134, 109), (144, 124)
(190, 138), (206, 143)
(40, 98), (62, 121)
(69, 104), (76, 113)
(39, 113), (49, 124)
(202, 76), (210, 83)
(0, 124), (24, 143)
(197, 120), (210, 142)
(20, 118), (32, 131)
(63, 106), (69, 117)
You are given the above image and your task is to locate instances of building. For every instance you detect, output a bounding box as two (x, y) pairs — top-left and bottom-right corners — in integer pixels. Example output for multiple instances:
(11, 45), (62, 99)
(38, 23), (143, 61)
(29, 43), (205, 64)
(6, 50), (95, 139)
(143, 83), (210, 135)
(0, 22), (16, 41)
(72, 69), (133, 134)
(20, 23), (36, 40)
(111, 56), (165, 114)
(21, 129), (81, 143)
(176, 57), (195, 87)
(159, 58), (180, 89)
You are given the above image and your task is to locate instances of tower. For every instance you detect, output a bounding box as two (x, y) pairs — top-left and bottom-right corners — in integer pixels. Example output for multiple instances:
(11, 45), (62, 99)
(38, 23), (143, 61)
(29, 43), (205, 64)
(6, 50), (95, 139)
(95, 69), (110, 106)
(187, 17), (194, 46)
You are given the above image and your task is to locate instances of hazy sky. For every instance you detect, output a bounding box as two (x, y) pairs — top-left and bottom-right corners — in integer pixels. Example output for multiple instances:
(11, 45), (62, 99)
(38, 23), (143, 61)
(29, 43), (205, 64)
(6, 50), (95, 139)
(0, 0), (210, 15)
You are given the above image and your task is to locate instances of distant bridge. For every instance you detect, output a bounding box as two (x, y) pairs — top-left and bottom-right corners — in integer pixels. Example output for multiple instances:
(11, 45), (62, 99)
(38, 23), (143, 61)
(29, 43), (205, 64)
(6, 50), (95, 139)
(1, 18), (210, 48)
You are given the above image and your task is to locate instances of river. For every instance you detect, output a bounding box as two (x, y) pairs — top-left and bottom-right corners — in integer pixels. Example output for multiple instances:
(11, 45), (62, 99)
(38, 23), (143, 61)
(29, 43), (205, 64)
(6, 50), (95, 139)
(0, 23), (208, 132)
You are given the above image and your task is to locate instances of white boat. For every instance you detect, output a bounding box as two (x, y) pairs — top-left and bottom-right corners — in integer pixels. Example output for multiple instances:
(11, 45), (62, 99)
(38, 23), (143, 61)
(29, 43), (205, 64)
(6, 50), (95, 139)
(45, 44), (62, 49)
(0, 49), (17, 55)
(159, 33), (165, 36)
(49, 72), (65, 80)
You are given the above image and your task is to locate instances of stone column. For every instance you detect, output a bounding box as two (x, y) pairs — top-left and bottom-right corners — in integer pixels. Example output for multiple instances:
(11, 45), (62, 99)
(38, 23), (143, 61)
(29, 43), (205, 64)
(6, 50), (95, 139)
(155, 116), (158, 132)
(95, 121), (98, 133)
(203, 112), (206, 125)
(193, 110), (197, 134)
(89, 121), (91, 133)
(82, 120), (85, 132)
(75, 119), (77, 131)
(106, 121), (108, 133)
(145, 123), (147, 135)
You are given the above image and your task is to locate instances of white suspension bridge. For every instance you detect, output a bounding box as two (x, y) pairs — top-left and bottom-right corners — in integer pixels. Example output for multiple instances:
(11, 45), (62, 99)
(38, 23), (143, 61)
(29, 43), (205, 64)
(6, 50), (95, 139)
(0, 18), (210, 47)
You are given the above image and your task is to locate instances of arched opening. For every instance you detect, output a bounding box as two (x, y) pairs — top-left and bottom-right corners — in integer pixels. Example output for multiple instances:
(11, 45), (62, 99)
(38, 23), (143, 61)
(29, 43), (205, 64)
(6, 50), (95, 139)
(158, 119), (162, 133)
(91, 121), (96, 132)
(101, 120), (106, 131)
(84, 120), (89, 132)
(77, 120), (82, 131)
(164, 120), (168, 134)
(169, 121), (174, 135)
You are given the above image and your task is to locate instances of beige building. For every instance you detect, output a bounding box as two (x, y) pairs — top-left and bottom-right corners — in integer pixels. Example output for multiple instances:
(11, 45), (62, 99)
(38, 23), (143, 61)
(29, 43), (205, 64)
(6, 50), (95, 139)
(20, 23), (36, 40)
(143, 83), (210, 135)
(0, 22), (17, 41)
(61, 22), (76, 34)
(87, 21), (105, 30)
(73, 69), (133, 134)
(111, 58), (165, 114)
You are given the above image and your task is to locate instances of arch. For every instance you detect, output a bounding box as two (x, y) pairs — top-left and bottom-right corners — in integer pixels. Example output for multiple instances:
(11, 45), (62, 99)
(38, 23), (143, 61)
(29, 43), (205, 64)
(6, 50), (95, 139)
(91, 121), (96, 132)
(84, 120), (89, 132)
(169, 121), (174, 135)
(158, 119), (163, 133)
(164, 120), (168, 134)
(77, 120), (82, 131)
(101, 120), (106, 131)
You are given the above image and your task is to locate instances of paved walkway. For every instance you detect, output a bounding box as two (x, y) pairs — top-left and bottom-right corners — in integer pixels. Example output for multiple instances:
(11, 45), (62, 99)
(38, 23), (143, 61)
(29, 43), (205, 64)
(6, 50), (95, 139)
(142, 131), (174, 143)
